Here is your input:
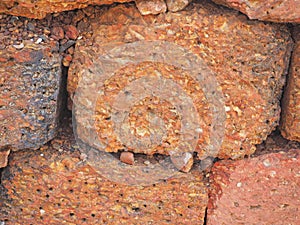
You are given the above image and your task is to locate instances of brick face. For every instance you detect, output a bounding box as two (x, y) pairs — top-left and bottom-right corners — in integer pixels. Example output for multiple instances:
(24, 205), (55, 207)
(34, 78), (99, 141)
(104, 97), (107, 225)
(208, 149), (300, 225)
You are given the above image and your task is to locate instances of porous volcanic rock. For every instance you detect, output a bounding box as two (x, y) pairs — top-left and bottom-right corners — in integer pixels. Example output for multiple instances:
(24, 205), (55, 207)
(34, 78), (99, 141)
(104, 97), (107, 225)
(0, 123), (208, 225)
(207, 149), (300, 224)
(0, 40), (62, 156)
(0, 0), (192, 19)
(0, 0), (131, 19)
(280, 25), (300, 142)
(212, 0), (300, 23)
(68, 1), (292, 159)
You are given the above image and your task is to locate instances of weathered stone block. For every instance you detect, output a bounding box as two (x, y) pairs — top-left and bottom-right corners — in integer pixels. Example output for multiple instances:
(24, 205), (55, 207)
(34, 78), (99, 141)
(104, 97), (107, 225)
(212, 0), (300, 23)
(68, 1), (292, 159)
(0, 0), (192, 19)
(0, 128), (208, 224)
(0, 41), (62, 152)
(280, 25), (300, 142)
(0, 0), (132, 19)
(208, 149), (300, 224)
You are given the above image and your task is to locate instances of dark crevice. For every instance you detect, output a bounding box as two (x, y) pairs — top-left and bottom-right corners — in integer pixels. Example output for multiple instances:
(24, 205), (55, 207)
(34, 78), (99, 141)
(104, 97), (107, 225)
(278, 25), (295, 126)
(203, 206), (208, 225)
(57, 64), (72, 124)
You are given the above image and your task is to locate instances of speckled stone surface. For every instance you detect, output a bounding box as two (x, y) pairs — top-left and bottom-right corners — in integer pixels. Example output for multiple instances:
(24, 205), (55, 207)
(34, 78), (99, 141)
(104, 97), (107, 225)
(0, 0), (131, 19)
(0, 0), (193, 19)
(0, 122), (208, 225)
(280, 25), (300, 142)
(0, 41), (62, 152)
(207, 149), (300, 225)
(68, 1), (293, 159)
(212, 0), (300, 23)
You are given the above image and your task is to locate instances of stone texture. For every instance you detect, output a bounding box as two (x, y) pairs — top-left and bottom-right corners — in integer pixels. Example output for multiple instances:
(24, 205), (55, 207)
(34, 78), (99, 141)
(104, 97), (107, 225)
(166, 0), (191, 12)
(120, 151), (135, 165)
(280, 25), (300, 142)
(0, 0), (132, 19)
(212, 0), (300, 23)
(0, 124), (208, 224)
(208, 149), (300, 225)
(0, 41), (62, 151)
(0, 149), (10, 168)
(68, 1), (292, 159)
(0, 0), (192, 19)
(135, 0), (167, 15)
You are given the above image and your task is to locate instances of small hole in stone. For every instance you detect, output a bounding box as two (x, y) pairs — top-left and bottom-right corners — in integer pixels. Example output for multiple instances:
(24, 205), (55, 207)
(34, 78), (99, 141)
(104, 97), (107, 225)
(132, 207), (140, 212)
(45, 194), (50, 198)
(119, 193), (123, 197)
(69, 189), (74, 193)
(143, 204), (147, 208)
(68, 179), (72, 183)
(36, 189), (41, 193)
(49, 187), (53, 191)
(91, 214), (95, 217)
(82, 218), (87, 221)
(187, 205), (191, 209)
(39, 206), (43, 209)
(70, 212), (75, 217)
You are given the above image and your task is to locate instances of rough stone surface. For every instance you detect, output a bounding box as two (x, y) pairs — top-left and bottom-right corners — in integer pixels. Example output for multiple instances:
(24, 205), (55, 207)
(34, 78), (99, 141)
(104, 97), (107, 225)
(0, 0), (192, 19)
(166, 0), (191, 12)
(280, 25), (300, 142)
(208, 149), (300, 225)
(136, 0), (167, 15)
(0, 0), (132, 19)
(212, 0), (300, 23)
(0, 149), (10, 168)
(68, 1), (292, 159)
(0, 40), (62, 152)
(0, 122), (208, 224)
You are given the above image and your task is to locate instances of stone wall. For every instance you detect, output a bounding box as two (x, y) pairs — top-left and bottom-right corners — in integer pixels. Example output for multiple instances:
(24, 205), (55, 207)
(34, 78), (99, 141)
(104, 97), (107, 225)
(0, 0), (299, 224)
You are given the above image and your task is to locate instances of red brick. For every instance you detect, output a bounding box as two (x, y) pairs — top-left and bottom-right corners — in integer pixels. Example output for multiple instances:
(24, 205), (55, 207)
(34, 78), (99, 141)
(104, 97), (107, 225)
(208, 149), (300, 224)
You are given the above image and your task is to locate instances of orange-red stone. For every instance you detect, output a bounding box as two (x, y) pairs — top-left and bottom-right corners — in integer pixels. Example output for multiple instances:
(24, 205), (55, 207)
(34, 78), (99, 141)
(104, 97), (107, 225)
(208, 149), (300, 224)
(212, 0), (300, 23)
(280, 25), (300, 142)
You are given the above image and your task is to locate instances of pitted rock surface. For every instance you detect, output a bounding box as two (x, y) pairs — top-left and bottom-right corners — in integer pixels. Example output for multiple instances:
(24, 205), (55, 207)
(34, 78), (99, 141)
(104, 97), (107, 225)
(68, 1), (293, 159)
(0, 0), (192, 19)
(212, 0), (300, 23)
(0, 123), (208, 224)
